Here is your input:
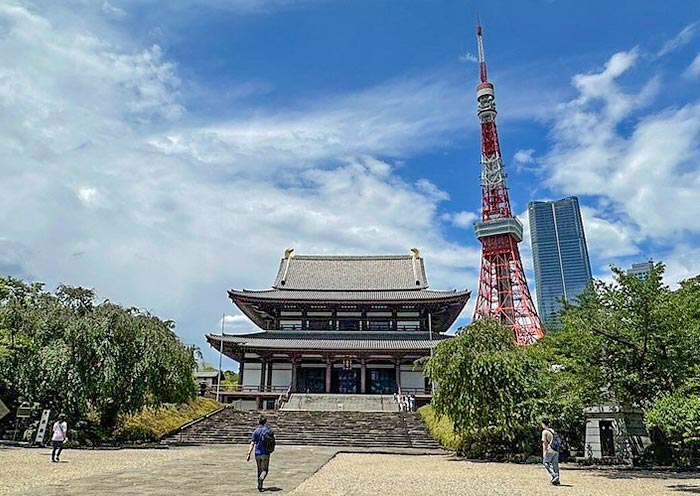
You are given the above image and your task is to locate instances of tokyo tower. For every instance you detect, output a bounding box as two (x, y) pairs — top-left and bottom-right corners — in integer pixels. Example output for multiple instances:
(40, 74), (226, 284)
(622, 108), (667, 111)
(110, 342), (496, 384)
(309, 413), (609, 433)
(471, 23), (544, 344)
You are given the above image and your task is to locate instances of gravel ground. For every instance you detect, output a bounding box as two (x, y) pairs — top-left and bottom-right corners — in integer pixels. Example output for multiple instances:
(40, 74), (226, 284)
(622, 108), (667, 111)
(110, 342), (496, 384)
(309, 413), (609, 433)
(0, 444), (337, 496)
(4, 447), (700, 495)
(290, 453), (700, 496)
(0, 446), (196, 495)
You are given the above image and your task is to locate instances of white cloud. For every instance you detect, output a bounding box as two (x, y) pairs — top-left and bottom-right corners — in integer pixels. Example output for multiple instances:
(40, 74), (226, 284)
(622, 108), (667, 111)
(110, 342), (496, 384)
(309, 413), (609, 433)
(459, 52), (478, 63)
(77, 187), (100, 206)
(534, 44), (700, 293)
(658, 21), (699, 56)
(441, 211), (478, 229)
(684, 52), (700, 79)
(220, 313), (257, 333)
(0, 2), (483, 367)
(147, 74), (473, 173)
(102, 1), (127, 19)
(513, 148), (535, 164)
(542, 48), (700, 239)
(579, 206), (639, 262)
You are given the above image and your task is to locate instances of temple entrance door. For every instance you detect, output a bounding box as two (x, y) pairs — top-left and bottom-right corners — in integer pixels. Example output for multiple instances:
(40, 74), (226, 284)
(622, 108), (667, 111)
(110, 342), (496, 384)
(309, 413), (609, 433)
(367, 368), (397, 394)
(298, 367), (325, 393)
(332, 368), (360, 393)
(600, 420), (615, 457)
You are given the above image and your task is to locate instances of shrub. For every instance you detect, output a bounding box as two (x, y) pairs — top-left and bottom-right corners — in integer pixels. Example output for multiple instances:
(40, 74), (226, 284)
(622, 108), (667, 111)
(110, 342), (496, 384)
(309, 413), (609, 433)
(114, 397), (221, 442)
(418, 404), (463, 451)
(645, 392), (700, 466)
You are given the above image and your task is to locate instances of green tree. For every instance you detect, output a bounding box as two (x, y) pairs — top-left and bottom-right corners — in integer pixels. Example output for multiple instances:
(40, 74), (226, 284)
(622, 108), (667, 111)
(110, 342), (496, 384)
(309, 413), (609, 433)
(424, 319), (543, 455)
(0, 276), (197, 431)
(554, 263), (698, 408)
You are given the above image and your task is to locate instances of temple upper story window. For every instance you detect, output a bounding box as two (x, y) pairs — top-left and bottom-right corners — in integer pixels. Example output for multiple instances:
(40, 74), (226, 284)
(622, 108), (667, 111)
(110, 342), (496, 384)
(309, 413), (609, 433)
(280, 320), (302, 330)
(338, 319), (360, 331)
(368, 321), (391, 331)
(397, 320), (420, 331)
(307, 319), (330, 330)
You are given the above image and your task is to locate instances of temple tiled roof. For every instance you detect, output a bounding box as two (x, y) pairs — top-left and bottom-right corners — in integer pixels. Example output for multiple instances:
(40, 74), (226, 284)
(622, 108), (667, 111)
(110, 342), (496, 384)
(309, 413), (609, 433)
(229, 288), (470, 302)
(207, 331), (451, 351)
(272, 254), (429, 291)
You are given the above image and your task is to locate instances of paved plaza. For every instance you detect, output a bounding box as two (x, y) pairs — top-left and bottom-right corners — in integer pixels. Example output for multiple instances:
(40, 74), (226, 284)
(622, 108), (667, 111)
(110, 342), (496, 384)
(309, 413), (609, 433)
(3, 445), (700, 495)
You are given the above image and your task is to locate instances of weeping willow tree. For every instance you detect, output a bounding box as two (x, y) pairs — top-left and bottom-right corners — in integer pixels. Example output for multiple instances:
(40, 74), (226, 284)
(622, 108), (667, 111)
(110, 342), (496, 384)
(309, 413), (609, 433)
(0, 276), (197, 429)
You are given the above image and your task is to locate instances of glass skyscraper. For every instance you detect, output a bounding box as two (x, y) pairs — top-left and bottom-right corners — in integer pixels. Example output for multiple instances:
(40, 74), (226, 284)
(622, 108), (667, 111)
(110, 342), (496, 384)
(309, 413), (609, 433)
(528, 196), (592, 328)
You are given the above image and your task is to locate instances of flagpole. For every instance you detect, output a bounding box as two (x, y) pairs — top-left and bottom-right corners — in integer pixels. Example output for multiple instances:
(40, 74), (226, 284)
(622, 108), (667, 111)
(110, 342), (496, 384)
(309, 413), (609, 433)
(216, 313), (224, 402)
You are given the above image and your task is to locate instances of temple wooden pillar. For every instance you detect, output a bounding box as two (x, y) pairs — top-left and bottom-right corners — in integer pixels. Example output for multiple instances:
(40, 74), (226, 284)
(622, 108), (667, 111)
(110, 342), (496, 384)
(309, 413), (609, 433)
(395, 357), (402, 393)
(291, 357), (299, 392)
(238, 359), (245, 388)
(325, 357), (332, 393)
(258, 359), (267, 410)
(360, 358), (367, 394)
(266, 360), (273, 390)
(259, 359), (267, 391)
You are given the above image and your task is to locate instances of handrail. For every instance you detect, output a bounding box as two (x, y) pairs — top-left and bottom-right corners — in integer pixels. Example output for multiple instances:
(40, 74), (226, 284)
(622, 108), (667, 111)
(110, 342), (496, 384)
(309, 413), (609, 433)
(208, 385), (290, 394)
(396, 387), (433, 395)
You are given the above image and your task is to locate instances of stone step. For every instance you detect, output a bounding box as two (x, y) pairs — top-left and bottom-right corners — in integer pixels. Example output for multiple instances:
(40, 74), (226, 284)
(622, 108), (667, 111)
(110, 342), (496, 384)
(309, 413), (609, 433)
(282, 393), (398, 412)
(164, 409), (442, 450)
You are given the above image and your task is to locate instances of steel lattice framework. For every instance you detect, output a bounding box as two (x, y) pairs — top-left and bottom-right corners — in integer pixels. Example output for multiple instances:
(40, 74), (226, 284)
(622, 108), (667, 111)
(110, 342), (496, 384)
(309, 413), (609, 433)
(472, 23), (544, 345)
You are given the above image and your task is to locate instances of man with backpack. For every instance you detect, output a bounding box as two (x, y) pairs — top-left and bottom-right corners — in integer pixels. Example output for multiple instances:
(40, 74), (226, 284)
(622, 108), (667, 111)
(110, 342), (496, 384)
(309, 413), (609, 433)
(541, 419), (561, 485)
(247, 415), (275, 492)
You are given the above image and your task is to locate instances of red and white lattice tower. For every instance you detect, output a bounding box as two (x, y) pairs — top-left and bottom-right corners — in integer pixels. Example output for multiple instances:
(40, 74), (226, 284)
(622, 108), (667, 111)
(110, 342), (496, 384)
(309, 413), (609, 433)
(471, 23), (544, 344)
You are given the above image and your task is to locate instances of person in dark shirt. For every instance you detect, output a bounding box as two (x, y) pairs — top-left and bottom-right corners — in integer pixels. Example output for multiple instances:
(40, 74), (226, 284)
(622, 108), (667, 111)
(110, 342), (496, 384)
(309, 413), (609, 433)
(246, 416), (273, 492)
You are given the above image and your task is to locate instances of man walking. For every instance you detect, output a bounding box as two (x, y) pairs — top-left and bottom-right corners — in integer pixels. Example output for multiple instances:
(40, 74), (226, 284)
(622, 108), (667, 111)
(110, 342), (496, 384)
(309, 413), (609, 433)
(541, 419), (561, 485)
(247, 416), (274, 492)
(51, 413), (68, 463)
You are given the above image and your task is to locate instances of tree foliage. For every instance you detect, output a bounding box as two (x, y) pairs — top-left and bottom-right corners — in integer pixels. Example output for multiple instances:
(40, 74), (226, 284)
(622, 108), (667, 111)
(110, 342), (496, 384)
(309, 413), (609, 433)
(424, 319), (543, 454)
(0, 276), (196, 429)
(552, 263), (700, 408)
(424, 263), (700, 460)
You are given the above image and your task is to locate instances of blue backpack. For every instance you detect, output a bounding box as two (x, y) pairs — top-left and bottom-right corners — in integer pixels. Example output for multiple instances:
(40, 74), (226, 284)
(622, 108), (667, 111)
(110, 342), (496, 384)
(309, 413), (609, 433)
(548, 428), (562, 452)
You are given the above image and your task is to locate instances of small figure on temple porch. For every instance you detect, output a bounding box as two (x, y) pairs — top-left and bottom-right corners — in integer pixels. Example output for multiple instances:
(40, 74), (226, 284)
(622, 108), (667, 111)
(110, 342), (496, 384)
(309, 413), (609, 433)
(247, 416), (276, 492)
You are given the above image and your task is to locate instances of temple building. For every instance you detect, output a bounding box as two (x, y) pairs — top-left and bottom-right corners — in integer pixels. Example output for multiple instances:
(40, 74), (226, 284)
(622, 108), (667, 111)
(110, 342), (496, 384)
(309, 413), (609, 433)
(207, 248), (470, 408)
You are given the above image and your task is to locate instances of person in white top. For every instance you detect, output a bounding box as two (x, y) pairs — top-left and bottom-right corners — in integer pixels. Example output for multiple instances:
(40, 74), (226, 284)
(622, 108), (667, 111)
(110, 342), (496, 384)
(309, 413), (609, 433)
(51, 413), (68, 462)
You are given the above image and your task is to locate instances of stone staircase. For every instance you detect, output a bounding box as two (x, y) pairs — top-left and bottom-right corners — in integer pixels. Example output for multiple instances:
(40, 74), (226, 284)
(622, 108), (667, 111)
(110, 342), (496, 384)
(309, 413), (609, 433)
(165, 408), (442, 450)
(282, 393), (397, 412)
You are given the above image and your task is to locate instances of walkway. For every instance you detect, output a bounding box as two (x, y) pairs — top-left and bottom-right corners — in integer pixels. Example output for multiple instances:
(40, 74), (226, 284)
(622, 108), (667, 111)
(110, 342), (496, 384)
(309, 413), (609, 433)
(3, 446), (700, 495)
(291, 453), (700, 496)
(0, 445), (336, 495)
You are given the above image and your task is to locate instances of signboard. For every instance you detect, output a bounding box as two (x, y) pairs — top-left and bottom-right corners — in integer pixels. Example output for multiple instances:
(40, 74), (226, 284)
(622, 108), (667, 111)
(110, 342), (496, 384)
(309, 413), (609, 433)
(34, 409), (51, 445)
(16, 404), (32, 418)
(0, 399), (8, 421)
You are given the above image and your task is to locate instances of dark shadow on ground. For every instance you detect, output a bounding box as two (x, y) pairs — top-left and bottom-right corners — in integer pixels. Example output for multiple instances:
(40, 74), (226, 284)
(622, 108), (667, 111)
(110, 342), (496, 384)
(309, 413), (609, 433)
(668, 484), (700, 493)
(263, 487), (282, 492)
(600, 471), (700, 481)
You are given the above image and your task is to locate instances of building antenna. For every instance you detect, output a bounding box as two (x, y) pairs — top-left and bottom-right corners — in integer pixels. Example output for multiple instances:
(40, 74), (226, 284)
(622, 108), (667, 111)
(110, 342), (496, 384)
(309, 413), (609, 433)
(476, 15), (488, 83)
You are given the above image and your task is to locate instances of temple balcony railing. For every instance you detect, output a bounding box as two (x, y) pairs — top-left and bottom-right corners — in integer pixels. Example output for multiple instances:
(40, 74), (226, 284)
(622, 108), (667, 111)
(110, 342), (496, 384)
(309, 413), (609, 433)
(209, 385), (290, 394)
(277, 324), (424, 332)
(398, 386), (433, 396)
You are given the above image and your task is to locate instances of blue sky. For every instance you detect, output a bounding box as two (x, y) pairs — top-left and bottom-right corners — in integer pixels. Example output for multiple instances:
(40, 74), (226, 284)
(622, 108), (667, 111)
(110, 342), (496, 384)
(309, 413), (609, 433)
(1, 0), (699, 369)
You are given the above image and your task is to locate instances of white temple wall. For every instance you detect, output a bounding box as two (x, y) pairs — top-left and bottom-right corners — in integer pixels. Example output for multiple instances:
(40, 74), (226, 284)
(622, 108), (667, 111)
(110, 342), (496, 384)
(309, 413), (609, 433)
(400, 365), (425, 390)
(271, 364), (292, 387)
(243, 363), (261, 388)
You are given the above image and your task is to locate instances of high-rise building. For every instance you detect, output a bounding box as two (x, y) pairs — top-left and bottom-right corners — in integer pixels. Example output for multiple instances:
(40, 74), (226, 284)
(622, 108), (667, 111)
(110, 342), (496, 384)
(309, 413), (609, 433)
(627, 261), (654, 279)
(528, 197), (592, 328)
